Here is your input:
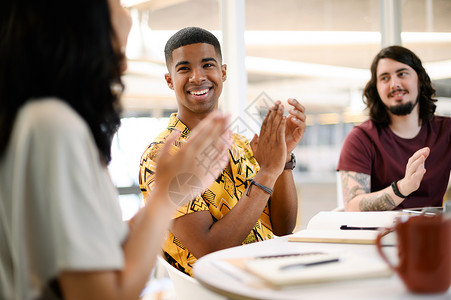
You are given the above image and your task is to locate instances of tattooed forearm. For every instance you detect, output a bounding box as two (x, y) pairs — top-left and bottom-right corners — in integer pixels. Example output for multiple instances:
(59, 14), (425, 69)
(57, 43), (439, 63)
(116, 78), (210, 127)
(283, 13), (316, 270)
(341, 171), (370, 205)
(359, 192), (396, 211)
(340, 171), (397, 211)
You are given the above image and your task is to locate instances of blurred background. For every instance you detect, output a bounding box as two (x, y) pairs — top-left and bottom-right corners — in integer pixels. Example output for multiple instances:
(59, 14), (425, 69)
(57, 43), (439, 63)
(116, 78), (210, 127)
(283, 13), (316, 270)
(111, 0), (451, 229)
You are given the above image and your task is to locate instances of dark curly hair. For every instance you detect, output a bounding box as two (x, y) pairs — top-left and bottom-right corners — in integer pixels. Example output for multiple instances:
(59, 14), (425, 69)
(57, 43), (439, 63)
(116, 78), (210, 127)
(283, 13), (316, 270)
(363, 45), (436, 126)
(0, 0), (124, 164)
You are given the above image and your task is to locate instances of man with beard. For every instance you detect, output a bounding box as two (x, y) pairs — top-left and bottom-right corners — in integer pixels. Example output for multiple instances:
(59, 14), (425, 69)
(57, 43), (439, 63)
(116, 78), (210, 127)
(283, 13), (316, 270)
(337, 46), (450, 211)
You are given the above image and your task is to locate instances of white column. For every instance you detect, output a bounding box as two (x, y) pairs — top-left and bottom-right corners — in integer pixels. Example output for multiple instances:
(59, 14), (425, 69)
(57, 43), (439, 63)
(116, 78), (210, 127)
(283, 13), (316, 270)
(379, 0), (402, 48)
(425, 0), (434, 32)
(220, 0), (249, 134)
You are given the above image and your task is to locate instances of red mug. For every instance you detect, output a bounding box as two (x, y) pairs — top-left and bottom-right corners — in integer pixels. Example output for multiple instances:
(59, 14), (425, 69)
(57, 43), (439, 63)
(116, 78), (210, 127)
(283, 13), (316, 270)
(376, 214), (451, 294)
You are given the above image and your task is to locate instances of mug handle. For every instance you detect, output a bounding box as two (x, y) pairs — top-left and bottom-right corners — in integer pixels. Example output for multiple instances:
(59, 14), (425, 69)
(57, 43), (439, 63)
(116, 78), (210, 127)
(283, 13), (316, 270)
(375, 226), (398, 271)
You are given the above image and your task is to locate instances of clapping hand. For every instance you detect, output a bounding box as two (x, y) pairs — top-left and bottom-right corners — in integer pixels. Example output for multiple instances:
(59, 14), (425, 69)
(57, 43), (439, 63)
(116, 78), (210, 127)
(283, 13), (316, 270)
(397, 147), (430, 197)
(251, 99), (306, 166)
(284, 98), (306, 156)
(250, 102), (287, 176)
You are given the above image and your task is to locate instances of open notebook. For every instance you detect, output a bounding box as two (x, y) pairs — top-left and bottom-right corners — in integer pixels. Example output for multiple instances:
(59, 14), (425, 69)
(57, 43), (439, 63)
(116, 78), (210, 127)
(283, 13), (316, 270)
(212, 211), (399, 289)
(288, 211), (401, 245)
(220, 251), (392, 288)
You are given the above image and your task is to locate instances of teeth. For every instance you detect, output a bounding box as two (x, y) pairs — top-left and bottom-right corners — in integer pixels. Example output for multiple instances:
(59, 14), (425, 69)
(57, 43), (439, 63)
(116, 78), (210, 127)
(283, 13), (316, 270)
(190, 88), (208, 95)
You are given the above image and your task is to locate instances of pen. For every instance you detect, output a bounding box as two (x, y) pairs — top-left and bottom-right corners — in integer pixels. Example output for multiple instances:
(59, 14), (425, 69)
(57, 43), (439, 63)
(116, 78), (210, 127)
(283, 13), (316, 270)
(257, 252), (323, 259)
(340, 225), (381, 230)
(279, 258), (340, 271)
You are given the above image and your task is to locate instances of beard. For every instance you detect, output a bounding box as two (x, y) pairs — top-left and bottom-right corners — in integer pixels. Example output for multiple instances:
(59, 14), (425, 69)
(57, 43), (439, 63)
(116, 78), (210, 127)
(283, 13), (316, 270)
(387, 97), (419, 116)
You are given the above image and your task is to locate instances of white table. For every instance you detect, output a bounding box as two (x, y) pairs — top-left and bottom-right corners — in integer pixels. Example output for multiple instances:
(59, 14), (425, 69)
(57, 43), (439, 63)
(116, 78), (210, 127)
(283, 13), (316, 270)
(193, 235), (451, 300)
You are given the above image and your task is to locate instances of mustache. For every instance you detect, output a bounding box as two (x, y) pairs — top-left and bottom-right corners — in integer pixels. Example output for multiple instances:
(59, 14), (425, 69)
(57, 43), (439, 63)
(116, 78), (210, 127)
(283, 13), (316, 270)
(389, 88), (408, 97)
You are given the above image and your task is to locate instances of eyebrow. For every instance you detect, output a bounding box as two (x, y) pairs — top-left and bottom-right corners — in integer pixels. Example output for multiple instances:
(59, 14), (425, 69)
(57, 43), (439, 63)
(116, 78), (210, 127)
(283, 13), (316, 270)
(377, 68), (410, 78)
(174, 57), (218, 69)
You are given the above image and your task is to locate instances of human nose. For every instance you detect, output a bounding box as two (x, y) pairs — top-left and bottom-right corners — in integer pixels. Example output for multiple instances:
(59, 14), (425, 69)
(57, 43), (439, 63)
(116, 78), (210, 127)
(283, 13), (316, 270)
(189, 67), (206, 84)
(390, 76), (401, 90)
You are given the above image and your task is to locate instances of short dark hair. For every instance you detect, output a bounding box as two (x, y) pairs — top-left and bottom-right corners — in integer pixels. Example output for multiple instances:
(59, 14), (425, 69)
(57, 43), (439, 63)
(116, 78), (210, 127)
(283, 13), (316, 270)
(164, 27), (222, 69)
(0, 0), (124, 163)
(363, 45), (436, 126)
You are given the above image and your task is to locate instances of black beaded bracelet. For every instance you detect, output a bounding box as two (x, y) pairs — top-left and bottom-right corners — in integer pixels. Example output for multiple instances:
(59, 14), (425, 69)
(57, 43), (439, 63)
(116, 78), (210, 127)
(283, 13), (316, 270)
(246, 179), (273, 196)
(391, 181), (407, 198)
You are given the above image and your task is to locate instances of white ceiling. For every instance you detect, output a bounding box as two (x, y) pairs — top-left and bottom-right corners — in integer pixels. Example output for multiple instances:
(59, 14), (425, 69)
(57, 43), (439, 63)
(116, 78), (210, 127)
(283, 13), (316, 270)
(120, 0), (451, 116)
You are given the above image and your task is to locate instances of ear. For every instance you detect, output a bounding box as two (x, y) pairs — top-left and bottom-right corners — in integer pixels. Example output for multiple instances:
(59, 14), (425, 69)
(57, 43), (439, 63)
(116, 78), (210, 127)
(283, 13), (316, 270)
(164, 73), (174, 90)
(221, 64), (227, 82)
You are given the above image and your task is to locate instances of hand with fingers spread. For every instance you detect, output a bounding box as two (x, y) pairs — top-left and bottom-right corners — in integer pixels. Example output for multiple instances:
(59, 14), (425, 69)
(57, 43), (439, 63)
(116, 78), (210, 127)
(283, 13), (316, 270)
(250, 102), (287, 176)
(397, 147), (430, 197)
(285, 98), (306, 155)
(153, 111), (232, 207)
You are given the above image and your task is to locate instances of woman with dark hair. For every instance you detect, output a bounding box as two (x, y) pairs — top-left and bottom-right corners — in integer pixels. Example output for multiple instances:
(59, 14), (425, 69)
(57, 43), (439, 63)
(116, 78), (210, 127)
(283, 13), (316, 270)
(337, 46), (450, 212)
(0, 1), (230, 299)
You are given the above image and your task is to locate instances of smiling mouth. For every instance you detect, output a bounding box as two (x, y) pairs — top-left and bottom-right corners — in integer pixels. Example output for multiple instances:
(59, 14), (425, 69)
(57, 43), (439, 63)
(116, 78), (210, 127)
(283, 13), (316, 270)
(389, 89), (407, 98)
(189, 88), (209, 96)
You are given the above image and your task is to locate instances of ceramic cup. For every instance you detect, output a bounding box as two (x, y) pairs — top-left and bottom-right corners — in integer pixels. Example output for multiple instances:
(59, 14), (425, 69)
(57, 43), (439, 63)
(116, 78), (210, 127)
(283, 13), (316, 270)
(376, 214), (451, 294)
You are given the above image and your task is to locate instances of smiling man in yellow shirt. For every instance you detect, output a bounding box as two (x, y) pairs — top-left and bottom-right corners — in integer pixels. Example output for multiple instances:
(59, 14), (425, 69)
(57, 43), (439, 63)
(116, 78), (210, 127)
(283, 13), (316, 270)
(139, 27), (306, 276)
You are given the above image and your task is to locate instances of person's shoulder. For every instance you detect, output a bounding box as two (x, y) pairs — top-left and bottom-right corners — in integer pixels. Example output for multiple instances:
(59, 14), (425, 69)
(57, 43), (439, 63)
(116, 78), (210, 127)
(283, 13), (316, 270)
(431, 115), (451, 124)
(346, 119), (374, 137)
(23, 98), (87, 135)
(354, 119), (375, 131)
(429, 115), (451, 134)
(341, 120), (381, 148)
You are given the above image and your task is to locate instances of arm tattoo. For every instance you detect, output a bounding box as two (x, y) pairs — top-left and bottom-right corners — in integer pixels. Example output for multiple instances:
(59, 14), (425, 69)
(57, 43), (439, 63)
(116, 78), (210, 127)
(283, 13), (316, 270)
(340, 171), (396, 211)
(359, 192), (396, 211)
(341, 171), (370, 204)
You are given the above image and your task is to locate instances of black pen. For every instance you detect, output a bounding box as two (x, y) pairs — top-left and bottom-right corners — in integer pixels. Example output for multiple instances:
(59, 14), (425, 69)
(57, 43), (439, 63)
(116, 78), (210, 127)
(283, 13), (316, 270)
(257, 252), (324, 259)
(279, 258), (340, 271)
(340, 225), (380, 230)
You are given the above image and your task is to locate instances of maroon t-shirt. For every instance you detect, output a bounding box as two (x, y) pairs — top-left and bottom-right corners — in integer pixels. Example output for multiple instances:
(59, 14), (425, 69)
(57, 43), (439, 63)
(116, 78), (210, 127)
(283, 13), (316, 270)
(337, 116), (451, 209)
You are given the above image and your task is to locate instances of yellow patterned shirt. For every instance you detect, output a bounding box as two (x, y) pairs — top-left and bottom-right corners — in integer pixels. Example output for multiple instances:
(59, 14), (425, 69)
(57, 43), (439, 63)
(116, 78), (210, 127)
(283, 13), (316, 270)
(138, 113), (273, 276)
